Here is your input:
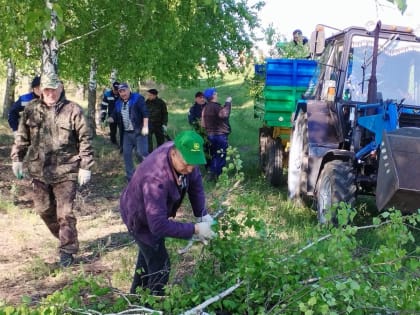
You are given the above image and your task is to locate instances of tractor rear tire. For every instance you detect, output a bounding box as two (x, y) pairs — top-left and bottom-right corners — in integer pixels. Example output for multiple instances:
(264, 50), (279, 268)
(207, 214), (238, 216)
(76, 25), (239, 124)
(265, 137), (284, 187)
(316, 160), (356, 224)
(259, 127), (271, 173)
(288, 112), (307, 201)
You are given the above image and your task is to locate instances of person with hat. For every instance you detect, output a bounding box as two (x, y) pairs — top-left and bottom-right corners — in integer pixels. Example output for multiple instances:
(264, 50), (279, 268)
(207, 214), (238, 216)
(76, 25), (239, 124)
(10, 73), (94, 267)
(145, 88), (168, 153)
(8, 75), (42, 136)
(188, 91), (211, 168)
(100, 81), (120, 146)
(108, 82), (149, 181)
(201, 88), (232, 181)
(119, 130), (216, 295)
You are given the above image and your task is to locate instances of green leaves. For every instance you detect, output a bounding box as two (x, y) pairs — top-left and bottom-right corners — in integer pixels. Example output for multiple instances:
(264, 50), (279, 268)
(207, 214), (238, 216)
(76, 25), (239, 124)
(386, 0), (407, 14)
(0, 0), (263, 85)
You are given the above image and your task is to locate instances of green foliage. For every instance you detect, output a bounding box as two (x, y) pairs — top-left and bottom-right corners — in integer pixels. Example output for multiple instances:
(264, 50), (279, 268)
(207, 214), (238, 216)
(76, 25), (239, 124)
(275, 41), (310, 59)
(0, 0), (265, 86)
(386, 0), (407, 14)
(0, 276), (129, 314)
(244, 66), (265, 101)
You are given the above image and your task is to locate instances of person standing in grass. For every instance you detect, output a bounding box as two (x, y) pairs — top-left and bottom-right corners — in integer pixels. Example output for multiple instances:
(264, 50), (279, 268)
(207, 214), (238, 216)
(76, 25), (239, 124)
(119, 130), (215, 296)
(108, 83), (149, 182)
(188, 91), (206, 129)
(188, 91), (211, 168)
(10, 73), (94, 267)
(100, 81), (120, 146)
(8, 75), (42, 137)
(201, 88), (232, 181)
(145, 88), (168, 153)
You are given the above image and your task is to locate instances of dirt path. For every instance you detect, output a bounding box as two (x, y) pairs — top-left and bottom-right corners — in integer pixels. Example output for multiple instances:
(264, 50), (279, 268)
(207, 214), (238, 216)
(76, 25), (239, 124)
(0, 132), (133, 305)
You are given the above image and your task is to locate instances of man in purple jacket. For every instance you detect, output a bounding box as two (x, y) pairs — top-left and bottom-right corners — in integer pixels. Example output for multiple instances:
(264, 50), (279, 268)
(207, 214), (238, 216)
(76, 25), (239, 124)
(119, 130), (216, 295)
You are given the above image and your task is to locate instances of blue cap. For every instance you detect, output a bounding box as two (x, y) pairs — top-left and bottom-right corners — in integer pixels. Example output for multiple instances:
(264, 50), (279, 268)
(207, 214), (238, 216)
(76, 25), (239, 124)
(118, 82), (129, 90)
(204, 88), (216, 100)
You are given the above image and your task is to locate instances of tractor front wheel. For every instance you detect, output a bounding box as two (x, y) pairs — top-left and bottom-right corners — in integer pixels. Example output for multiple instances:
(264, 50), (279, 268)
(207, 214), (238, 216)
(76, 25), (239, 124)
(316, 160), (356, 224)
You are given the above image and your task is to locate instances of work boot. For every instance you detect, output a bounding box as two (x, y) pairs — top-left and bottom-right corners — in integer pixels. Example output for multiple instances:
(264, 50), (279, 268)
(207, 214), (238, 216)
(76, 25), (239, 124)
(59, 252), (74, 267)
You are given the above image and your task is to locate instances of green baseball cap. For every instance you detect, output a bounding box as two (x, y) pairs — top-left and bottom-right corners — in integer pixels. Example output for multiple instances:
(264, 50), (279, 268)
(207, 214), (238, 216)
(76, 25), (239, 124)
(174, 130), (206, 165)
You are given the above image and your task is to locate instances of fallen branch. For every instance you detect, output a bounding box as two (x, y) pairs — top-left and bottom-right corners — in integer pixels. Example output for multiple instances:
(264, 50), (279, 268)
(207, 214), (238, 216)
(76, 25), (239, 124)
(180, 220), (396, 314)
(180, 280), (243, 315)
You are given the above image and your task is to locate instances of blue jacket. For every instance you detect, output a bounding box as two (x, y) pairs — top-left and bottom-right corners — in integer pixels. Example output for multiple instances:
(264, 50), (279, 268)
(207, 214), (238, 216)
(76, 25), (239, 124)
(111, 92), (149, 133)
(188, 102), (206, 125)
(100, 89), (119, 122)
(119, 141), (208, 246)
(8, 92), (39, 131)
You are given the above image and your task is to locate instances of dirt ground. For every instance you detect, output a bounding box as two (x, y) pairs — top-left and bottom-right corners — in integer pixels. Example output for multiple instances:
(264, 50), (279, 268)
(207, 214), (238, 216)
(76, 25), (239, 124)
(0, 130), (136, 305)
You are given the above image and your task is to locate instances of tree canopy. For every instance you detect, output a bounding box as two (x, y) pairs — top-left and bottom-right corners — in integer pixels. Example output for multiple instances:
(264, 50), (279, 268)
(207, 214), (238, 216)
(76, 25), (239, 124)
(0, 0), (264, 86)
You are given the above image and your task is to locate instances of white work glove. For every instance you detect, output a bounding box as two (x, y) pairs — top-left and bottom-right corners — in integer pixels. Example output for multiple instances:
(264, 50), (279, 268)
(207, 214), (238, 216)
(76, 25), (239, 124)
(13, 131), (17, 139)
(78, 169), (91, 186)
(226, 96), (232, 103)
(162, 125), (167, 132)
(141, 126), (149, 136)
(195, 221), (216, 240)
(12, 162), (23, 179)
(196, 214), (213, 223)
(107, 117), (114, 124)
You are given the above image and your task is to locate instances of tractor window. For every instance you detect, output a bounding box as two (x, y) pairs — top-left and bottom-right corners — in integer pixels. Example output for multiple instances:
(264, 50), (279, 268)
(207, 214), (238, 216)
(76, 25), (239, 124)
(312, 41), (344, 100)
(306, 43), (334, 99)
(345, 35), (420, 105)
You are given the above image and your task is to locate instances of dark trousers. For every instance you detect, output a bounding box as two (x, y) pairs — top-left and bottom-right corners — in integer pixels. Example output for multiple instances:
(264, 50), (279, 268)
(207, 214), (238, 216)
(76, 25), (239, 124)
(208, 134), (229, 176)
(109, 122), (118, 144)
(130, 238), (170, 296)
(148, 125), (165, 153)
(31, 179), (79, 254)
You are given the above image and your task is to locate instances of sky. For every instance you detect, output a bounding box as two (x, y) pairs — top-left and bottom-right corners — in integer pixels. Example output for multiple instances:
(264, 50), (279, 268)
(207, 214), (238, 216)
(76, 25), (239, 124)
(252, 0), (420, 52)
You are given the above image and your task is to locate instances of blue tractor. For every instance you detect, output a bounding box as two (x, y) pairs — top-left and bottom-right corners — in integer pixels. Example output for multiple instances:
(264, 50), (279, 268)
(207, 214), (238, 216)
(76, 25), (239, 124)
(288, 22), (420, 223)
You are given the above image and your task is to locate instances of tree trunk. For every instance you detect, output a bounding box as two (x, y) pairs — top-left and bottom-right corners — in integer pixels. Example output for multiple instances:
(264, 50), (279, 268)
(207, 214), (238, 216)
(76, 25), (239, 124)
(42, 1), (59, 77)
(87, 58), (97, 137)
(2, 59), (16, 119)
(110, 69), (117, 83)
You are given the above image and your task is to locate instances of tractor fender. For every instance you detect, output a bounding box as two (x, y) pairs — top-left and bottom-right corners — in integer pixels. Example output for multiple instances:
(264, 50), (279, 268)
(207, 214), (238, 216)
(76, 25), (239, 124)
(307, 148), (355, 196)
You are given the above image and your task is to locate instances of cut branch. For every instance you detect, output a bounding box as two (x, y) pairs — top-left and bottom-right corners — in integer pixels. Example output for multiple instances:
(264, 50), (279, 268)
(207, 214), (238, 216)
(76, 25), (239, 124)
(181, 280), (243, 315)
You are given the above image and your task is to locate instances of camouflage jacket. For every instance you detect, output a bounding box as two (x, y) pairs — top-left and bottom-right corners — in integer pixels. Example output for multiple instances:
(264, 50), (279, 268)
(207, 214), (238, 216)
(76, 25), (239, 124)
(11, 97), (94, 184)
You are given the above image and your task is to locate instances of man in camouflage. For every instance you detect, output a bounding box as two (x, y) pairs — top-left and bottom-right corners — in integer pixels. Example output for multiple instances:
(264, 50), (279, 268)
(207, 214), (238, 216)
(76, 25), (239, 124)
(10, 74), (94, 267)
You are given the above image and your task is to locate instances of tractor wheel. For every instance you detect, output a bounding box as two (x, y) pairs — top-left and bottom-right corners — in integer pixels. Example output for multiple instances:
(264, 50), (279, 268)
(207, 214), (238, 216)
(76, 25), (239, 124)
(316, 160), (356, 224)
(265, 137), (284, 186)
(288, 112), (307, 201)
(259, 127), (271, 173)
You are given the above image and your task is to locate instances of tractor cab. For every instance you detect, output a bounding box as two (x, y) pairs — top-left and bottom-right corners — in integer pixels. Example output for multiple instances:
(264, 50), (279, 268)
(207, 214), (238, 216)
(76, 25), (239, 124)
(289, 22), (420, 223)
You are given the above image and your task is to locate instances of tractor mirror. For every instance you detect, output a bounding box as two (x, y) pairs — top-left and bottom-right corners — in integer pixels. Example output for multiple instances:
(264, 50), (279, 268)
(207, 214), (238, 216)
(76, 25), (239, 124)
(310, 25), (325, 56)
